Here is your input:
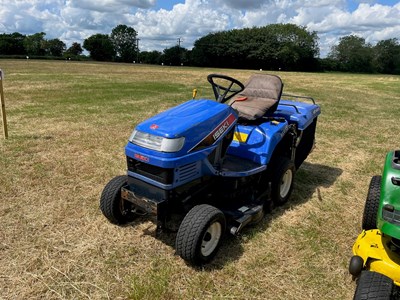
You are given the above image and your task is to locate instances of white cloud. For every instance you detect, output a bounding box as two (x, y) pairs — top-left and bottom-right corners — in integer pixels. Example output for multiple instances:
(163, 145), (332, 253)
(126, 0), (231, 50)
(215, 0), (270, 10)
(67, 0), (156, 12)
(286, 2), (400, 55)
(0, 0), (399, 57)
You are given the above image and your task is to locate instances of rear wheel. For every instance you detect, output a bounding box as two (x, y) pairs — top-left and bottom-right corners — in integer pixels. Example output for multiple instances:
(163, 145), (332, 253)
(100, 175), (136, 225)
(353, 271), (394, 300)
(362, 176), (381, 230)
(175, 204), (226, 265)
(271, 157), (295, 206)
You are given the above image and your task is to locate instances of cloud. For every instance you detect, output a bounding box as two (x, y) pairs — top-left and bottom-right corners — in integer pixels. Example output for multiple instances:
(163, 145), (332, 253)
(126, 0), (231, 50)
(215, 0), (270, 10)
(66, 0), (156, 13)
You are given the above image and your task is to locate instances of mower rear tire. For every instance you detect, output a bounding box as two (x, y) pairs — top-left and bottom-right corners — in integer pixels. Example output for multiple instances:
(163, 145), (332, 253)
(100, 175), (136, 225)
(353, 270), (394, 300)
(362, 175), (381, 230)
(271, 157), (295, 206)
(175, 204), (226, 265)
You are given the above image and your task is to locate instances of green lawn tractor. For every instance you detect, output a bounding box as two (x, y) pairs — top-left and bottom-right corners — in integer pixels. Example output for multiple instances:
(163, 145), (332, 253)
(349, 150), (400, 299)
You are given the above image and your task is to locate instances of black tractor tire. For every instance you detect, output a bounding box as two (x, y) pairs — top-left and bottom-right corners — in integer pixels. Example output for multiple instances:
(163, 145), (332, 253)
(353, 271), (394, 300)
(362, 175), (381, 230)
(100, 175), (136, 225)
(175, 204), (226, 265)
(271, 157), (296, 206)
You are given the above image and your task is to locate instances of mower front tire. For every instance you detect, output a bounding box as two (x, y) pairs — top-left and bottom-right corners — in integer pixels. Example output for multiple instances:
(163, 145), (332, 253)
(100, 175), (136, 225)
(362, 176), (381, 230)
(271, 157), (295, 206)
(353, 271), (394, 300)
(175, 204), (226, 265)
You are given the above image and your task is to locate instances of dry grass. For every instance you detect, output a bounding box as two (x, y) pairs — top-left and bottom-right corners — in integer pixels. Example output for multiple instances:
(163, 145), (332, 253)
(1, 60), (399, 299)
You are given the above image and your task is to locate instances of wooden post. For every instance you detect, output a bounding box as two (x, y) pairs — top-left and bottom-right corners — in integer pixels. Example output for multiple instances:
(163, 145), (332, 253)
(0, 69), (8, 139)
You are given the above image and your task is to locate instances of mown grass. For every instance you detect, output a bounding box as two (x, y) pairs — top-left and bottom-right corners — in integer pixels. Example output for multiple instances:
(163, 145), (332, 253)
(1, 60), (399, 299)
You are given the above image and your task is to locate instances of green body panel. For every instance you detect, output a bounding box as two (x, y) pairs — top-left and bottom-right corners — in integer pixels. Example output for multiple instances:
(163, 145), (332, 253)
(377, 151), (400, 238)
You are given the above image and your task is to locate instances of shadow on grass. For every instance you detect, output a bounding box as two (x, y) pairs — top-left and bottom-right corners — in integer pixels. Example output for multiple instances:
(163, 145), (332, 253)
(205, 161), (342, 271)
(129, 161), (342, 270)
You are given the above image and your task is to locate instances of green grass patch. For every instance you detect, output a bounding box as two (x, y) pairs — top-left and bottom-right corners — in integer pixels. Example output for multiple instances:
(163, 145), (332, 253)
(1, 59), (400, 300)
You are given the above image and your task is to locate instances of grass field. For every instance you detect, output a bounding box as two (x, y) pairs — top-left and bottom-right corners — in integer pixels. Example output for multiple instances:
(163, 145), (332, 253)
(1, 60), (400, 300)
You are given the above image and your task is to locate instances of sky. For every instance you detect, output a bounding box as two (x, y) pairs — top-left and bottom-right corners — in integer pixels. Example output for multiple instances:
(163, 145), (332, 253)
(0, 0), (399, 57)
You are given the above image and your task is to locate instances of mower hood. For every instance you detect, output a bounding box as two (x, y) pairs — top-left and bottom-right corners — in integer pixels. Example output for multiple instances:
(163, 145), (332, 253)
(129, 99), (237, 156)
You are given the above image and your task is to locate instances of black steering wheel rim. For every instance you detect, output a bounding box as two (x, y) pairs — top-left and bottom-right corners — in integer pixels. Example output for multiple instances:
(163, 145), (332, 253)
(207, 74), (245, 103)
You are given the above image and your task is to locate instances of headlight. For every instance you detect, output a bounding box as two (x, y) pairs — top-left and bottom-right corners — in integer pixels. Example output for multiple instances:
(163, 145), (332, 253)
(129, 130), (185, 152)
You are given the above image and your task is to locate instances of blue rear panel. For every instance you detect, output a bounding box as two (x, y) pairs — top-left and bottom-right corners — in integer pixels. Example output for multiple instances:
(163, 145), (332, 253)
(275, 100), (321, 130)
(227, 99), (320, 165)
(227, 120), (289, 165)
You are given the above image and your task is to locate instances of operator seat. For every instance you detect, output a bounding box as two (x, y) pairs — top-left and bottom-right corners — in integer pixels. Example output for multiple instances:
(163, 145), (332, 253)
(229, 74), (283, 121)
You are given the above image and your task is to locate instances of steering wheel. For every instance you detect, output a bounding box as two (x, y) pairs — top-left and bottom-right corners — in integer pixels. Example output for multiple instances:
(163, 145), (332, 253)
(207, 74), (245, 103)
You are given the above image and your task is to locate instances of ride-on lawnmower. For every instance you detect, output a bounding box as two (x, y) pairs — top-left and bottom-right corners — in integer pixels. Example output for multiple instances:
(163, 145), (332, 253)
(349, 150), (400, 299)
(100, 73), (321, 265)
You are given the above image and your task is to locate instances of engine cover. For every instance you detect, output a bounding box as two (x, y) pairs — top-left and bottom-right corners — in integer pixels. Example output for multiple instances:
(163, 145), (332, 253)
(134, 99), (238, 156)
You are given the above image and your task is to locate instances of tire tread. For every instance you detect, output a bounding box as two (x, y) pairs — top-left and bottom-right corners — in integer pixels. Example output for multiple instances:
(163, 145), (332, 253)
(362, 175), (381, 230)
(100, 175), (131, 225)
(354, 271), (394, 300)
(175, 204), (225, 265)
(271, 157), (295, 206)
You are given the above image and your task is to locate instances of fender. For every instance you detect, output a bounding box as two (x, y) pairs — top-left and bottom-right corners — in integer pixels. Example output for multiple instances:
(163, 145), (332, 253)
(352, 229), (400, 286)
(227, 120), (291, 165)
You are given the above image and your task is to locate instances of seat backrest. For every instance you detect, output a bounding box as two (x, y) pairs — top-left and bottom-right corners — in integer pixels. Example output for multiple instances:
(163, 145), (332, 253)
(230, 74), (283, 121)
(242, 74), (283, 100)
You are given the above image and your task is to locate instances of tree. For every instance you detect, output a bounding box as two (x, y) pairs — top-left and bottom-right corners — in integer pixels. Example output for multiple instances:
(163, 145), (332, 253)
(24, 32), (47, 56)
(191, 24), (319, 71)
(161, 46), (188, 66)
(65, 42), (83, 57)
(0, 32), (26, 55)
(372, 38), (400, 74)
(83, 34), (115, 61)
(140, 50), (162, 64)
(46, 38), (66, 56)
(328, 35), (373, 73)
(110, 25), (137, 62)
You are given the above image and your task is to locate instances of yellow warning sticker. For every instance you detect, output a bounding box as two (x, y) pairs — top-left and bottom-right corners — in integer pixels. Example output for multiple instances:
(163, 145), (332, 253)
(233, 132), (248, 143)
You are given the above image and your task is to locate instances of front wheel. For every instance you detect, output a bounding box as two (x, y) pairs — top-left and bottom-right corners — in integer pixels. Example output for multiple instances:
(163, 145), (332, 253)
(175, 204), (226, 265)
(100, 175), (136, 225)
(271, 157), (295, 206)
(361, 175), (381, 230)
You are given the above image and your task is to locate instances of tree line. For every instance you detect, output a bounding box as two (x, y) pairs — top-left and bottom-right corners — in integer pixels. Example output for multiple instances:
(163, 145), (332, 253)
(1, 24), (399, 74)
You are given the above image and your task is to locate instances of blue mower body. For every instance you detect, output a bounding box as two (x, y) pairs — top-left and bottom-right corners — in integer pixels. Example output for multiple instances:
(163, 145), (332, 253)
(125, 99), (320, 188)
(100, 73), (320, 265)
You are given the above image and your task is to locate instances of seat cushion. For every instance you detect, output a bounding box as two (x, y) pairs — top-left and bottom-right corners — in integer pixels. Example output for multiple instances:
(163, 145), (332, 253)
(229, 74), (283, 121)
(231, 96), (277, 120)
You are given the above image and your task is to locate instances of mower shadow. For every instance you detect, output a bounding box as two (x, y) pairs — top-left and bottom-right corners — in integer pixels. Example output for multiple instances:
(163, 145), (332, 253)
(205, 162), (343, 270)
(135, 161), (342, 270)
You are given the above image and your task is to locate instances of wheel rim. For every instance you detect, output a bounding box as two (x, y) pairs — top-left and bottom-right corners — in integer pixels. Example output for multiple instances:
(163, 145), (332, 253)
(201, 222), (222, 257)
(280, 169), (293, 198)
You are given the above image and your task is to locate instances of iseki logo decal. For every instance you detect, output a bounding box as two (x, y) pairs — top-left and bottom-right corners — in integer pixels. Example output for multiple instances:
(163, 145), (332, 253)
(134, 153), (149, 162)
(213, 121), (230, 140)
(211, 114), (236, 142)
